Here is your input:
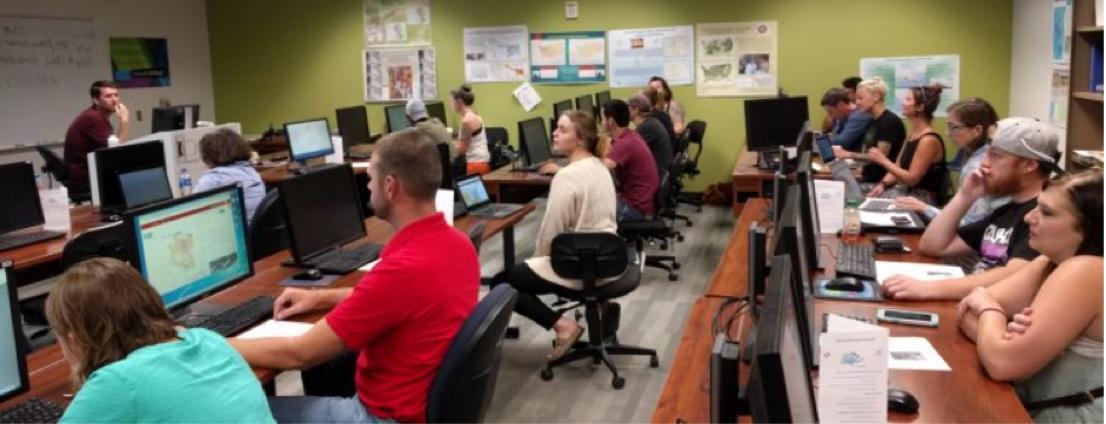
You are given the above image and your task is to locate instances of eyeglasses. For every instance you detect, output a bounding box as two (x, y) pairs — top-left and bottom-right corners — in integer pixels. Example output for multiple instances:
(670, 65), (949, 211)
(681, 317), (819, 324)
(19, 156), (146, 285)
(947, 123), (969, 132)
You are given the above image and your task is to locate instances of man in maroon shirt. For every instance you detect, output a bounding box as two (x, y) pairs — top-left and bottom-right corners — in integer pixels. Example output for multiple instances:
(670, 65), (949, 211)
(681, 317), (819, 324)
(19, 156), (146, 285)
(63, 80), (130, 191)
(601, 99), (659, 222)
(231, 130), (480, 423)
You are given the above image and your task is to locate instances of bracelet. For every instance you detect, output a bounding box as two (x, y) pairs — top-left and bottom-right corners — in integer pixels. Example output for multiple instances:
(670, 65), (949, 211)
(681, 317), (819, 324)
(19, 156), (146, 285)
(977, 307), (1005, 319)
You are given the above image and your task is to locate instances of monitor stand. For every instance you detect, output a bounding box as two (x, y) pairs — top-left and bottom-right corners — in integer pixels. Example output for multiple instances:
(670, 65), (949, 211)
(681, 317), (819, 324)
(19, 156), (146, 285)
(755, 150), (779, 170)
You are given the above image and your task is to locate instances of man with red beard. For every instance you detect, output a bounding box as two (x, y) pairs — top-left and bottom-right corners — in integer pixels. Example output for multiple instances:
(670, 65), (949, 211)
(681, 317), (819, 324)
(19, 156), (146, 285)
(881, 118), (1062, 301)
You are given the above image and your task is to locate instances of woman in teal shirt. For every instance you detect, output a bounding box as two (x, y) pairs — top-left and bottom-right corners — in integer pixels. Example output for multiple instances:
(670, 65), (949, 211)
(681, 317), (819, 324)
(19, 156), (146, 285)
(46, 258), (274, 423)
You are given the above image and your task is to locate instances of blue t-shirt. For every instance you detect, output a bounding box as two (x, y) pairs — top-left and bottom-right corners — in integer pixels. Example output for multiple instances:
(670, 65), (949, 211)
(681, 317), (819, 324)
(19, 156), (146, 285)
(60, 328), (274, 423)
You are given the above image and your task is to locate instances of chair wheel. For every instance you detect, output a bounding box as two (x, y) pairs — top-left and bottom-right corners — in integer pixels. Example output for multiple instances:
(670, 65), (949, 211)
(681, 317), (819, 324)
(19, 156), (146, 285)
(676, 234), (685, 242)
(686, 221), (693, 227)
(697, 206), (703, 212)
(660, 242), (669, 250)
(541, 368), (554, 381)
(668, 273), (679, 281)
(650, 356), (660, 367)
(672, 262), (681, 270)
(611, 376), (625, 389)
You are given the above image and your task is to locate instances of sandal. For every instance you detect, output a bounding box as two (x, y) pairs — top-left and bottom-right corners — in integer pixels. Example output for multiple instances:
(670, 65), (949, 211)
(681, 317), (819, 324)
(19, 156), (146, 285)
(546, 325), (584, 362)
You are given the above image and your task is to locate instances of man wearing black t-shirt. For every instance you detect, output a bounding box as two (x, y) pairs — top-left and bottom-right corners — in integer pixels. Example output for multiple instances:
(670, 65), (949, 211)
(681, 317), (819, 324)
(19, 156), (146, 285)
(882, 118), (1061, 301)
(832, 78), (906, 183)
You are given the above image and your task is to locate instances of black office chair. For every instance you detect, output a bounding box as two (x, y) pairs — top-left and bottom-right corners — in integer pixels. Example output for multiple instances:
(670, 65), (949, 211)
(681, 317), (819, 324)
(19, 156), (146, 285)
(426, 285), (518, 423)
(466, 221), (487, 254)
(619, 170), (682, 281)
(540, 233), (658, 388)
(249, 189), (289, 261)
(676, 120), (706, 212)
(34, 145), (91, 203)
(485, 127), (512, 170)
(660, 153), (694, 228)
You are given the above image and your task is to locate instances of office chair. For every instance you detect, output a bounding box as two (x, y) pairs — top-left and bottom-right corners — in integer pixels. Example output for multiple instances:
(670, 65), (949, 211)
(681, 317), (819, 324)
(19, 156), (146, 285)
(34, 145), (91, 203)
(676, 120), (706, 212)
(426, 285), (518, 423)
(659, 154), (693, 231)
(619, 169), (682, 281)
(540, 233), (659, 389)
(466, 221), (487, 253)
(249, 189), (289, 261)
(485, 127), (512, 170)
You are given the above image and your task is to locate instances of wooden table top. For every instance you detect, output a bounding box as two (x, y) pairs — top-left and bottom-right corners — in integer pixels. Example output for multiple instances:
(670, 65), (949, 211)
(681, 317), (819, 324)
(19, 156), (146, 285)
(482, 165), (554, 186)
(2, 206), (103, 271)
(256, 161), (370, 185)
(655, 198), (1031, 423)
(0, 203), (535, 409)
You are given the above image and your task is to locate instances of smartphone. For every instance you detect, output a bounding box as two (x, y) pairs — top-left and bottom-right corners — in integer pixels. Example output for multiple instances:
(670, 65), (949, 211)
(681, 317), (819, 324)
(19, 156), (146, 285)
(891, 215), (913, 226)
(876, 308), (939, 327)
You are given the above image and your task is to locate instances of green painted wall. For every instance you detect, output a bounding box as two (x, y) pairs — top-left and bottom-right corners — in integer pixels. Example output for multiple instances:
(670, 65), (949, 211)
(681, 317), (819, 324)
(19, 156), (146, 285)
(207, 0), (1012, 191)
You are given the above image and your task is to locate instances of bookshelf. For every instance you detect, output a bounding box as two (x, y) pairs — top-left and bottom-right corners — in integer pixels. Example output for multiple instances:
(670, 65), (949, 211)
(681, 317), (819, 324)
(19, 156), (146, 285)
(1066, 0), (1104, 170)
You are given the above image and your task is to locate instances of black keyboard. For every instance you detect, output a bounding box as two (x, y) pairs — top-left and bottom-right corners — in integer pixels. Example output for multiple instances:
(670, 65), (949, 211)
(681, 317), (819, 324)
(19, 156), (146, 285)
(192, 296), (275, 337)
(308, 244), (382, 274)
(0, 398), (65, 423)
(836, 244), (876, 279)
(0, 230), (65, 251)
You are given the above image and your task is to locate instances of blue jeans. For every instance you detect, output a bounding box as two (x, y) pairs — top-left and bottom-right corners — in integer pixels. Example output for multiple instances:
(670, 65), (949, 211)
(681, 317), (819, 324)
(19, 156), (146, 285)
(616, 198), (647, 222)
(267, 396), (394, 423)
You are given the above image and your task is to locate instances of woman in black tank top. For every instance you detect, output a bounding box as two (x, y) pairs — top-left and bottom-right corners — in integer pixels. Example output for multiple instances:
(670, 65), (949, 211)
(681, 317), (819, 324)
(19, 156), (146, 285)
(866, 84), (949, 204)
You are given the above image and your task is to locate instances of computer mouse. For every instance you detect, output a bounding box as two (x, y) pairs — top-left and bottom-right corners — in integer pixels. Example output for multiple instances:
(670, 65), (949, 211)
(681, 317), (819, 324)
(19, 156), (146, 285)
(825, 276), (864, 292)
(294, 268), (323, 280)
(887, 388), (919, 414)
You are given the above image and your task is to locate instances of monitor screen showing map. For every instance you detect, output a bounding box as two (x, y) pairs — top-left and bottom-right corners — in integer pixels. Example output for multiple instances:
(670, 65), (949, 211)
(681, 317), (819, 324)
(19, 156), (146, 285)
(126, 185), (252, 310)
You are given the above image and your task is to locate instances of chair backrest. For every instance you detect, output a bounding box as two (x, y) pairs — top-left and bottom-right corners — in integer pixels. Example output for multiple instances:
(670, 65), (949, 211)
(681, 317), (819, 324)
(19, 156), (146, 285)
(684, 120), (707, 165)
(249, 189), (289, 261)
(485, 127), (511, 169)
(34, 145), (68, 183)
(427, 285), (518, 423)
(436, 143), (452, 189)
(60, 223), (128, 270)
(466, 221), (487, 253)
(550, 233), (628, 288)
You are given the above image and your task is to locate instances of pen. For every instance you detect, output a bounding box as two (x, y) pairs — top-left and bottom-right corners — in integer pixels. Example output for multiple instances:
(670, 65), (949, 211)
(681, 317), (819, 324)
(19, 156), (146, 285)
(926, 271), (951, 276)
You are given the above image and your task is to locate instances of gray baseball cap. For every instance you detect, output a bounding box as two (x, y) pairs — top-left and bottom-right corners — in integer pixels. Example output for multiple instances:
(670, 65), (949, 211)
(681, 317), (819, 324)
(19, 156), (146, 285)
(405, 98), (428, 121)
(990, 117), (1063, 174)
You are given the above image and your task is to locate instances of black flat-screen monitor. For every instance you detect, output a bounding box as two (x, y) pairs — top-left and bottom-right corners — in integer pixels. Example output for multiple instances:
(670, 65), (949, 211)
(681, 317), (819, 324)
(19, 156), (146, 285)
(595, 91), (611, 111)
(744, 96), (809, 152)
(0, 262), (29, 404)
(774, 185), (819, 369)
(553, 99), (573, 120)
(125, 185), (253, 311)
(575, 94), (594, 116)
(0, 162), (46, 235)
(795, 151), (823, 270)
(119, 166), (173, 210)
(152, 104), (199, 133)
(385, 104), (412, 133)
(336, 106), (371, 149)
(285, 118), (334, 163)
(279, 164), (366, 264)
(747, 221), (768, 318)
(746, 254), (818, 423)
(518, 117), (552, 166)
(94, 141), (168, 215)
(425, 101), (448, 127)
(796, 121), (814, 155)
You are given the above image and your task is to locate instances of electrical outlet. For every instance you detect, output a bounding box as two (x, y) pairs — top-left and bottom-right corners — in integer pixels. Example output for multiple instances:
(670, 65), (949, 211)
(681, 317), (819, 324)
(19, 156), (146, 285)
(565, 1), (578, 19)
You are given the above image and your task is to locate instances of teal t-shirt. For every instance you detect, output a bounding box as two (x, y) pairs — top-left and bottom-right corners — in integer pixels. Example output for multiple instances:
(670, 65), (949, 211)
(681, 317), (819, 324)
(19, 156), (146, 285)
(60, 328), (274, 423)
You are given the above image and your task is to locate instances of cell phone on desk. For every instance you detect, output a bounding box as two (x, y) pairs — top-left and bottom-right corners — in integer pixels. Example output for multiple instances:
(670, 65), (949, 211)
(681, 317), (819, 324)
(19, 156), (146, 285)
(876, 308), (939, 327)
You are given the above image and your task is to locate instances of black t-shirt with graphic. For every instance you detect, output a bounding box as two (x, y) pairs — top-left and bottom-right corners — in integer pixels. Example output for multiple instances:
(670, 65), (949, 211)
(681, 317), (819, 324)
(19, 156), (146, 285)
(860, 109), (906, 183)
(957, 198), (1040, 273)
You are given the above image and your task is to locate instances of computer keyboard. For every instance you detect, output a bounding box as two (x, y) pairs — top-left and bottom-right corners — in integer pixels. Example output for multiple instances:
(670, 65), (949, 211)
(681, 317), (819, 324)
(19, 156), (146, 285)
(192, 296), (275, 337)
(0, 398), (65, 423)
(860, 198), (897, 211)
(309, 244), (382, 274)
(0, 230), (65, 251)
(836, 244), (876, 279)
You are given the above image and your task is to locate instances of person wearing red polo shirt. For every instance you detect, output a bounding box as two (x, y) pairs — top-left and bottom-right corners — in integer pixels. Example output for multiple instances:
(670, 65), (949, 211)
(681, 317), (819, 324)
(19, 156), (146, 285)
(601, 99), (658, 223)
(63, 80), (130, 192)
(231, 130), (480, 423)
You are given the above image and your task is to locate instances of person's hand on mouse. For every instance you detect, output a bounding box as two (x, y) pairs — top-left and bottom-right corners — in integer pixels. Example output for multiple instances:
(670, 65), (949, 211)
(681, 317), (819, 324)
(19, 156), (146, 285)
(881, 275), (936, 301)
(273, 288), (324, 320)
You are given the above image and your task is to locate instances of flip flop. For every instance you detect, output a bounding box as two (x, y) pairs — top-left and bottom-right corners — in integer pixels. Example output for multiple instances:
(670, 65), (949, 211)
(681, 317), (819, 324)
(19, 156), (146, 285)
(546, 325), (584, 362)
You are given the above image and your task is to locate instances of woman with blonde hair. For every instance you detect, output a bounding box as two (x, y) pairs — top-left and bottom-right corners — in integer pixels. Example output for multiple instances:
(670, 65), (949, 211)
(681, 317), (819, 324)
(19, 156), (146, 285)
(47, 258), (273, 423)
(832, 77), (907, 183)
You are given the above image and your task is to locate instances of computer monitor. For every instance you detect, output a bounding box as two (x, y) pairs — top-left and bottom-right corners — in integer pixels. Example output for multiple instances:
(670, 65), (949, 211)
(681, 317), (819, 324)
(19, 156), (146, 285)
(795, 122), (813, 155)
(426, 101), (448, 127)
(93, 141), (169, 215)
(518, 117), (552, 166)
(0, 162), (46, 236)
(119, 166), (173, 210)
(747, 222), (768, 318)
(279, 164), (366, 265)
(745, 254), (818, 423)
(795, 151), (823, 270)
(744, 96), (809, 152)
(151, 104), (200, 133)
(335, 106), (371, 149)
(385, 104), (412, 133)
(575, 94), (594, 116)
(284, 118), (334, 163)
(0, 261), (29, 405)
(125, 185), (253, 311)
(774, 185), (819, 369)
(595, 91), (611, 112)
(553, 99), (573, 120)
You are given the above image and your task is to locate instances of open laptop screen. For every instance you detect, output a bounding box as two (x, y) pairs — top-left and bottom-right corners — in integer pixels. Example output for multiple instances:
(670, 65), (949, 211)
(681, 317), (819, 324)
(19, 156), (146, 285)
(456, 175), (491, 210)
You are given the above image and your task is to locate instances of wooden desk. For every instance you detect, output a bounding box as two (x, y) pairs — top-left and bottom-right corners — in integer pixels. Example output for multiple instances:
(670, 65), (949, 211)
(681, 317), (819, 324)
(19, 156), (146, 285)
(0, 205), (535, 410)
(482, 165), (553, 203)
(654, 197), (1031, 423)
(256, 161), (370, 186)
(731, 151), (774, 217)
(1, 206), (103, 272)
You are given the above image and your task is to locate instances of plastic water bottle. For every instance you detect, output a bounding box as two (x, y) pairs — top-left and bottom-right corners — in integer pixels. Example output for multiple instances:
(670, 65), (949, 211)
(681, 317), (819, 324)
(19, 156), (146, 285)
(842, 199), (862, 244)
(179, 169), (193, 196)
(107, 134), (120, 147)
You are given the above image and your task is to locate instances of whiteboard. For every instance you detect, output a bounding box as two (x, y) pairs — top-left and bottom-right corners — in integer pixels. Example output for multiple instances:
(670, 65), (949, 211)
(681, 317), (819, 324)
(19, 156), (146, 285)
(0, 16), (111, 150)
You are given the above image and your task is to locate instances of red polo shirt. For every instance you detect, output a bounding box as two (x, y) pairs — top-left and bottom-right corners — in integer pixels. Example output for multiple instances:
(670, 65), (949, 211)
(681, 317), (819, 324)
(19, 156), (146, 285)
(325, 213), (479, 423)
(607, 128), (659, 215)
(63, 106), (113, 186)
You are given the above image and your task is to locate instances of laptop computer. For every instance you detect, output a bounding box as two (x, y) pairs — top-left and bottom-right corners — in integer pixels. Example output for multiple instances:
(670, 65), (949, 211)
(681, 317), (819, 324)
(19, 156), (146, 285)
(454, 174), (524, 218)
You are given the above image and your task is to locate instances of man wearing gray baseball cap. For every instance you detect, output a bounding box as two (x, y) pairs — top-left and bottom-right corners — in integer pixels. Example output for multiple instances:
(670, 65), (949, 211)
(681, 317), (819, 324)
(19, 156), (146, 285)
(882, 117), (1061, 301)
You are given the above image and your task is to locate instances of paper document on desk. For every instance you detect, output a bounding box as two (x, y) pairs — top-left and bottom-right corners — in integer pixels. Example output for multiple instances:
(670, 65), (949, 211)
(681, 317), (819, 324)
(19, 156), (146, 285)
(874, 261), (965, 285)
(350, 162), (372, 169)
(814, 180), (844, 234)
(236, 319), (313, 340)
(436, 189), (454, 226)
(889, 337), (950, 371)
(818, 314), (889, 423)
(859, 210), (914, 227)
